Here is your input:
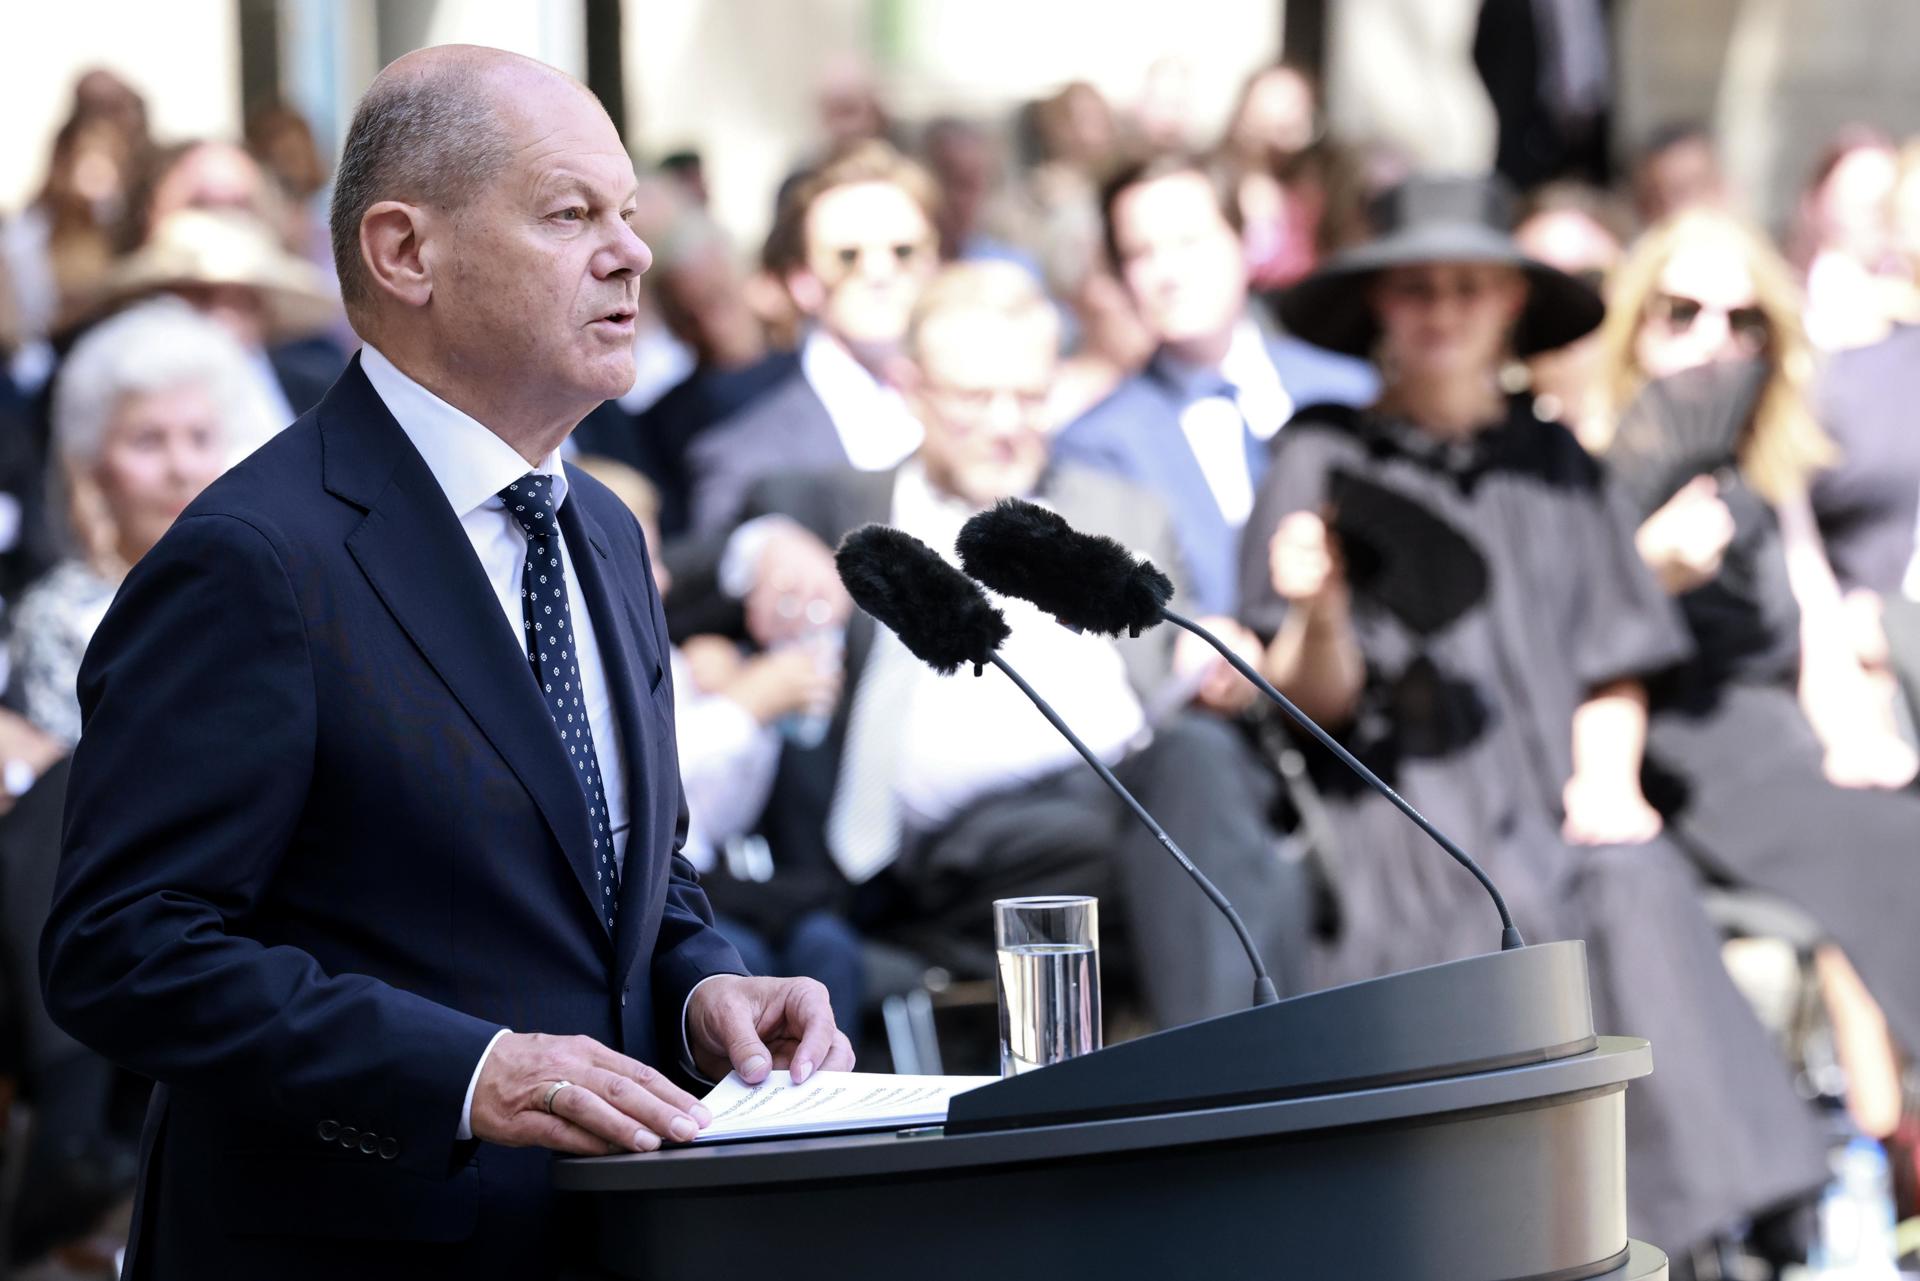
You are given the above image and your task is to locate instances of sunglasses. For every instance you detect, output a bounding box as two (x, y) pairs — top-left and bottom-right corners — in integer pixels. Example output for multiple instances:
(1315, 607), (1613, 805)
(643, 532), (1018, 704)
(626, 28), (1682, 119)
(818, 239), (931, 280)
(1647, 291), (1770, 350)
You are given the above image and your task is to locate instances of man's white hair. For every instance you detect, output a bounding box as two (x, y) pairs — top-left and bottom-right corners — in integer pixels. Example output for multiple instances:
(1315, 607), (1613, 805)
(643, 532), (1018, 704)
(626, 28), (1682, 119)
(52, 298), (282, 472)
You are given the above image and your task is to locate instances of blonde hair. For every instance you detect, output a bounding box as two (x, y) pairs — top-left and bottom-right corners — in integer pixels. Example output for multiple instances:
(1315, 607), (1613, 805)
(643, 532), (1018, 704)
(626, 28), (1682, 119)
(1592, 207), (1834, 503)
(906, 260), (1059, 363)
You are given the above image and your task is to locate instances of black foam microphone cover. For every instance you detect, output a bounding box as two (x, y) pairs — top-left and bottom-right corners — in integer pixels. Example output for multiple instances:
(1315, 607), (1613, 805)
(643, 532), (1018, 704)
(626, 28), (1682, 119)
(956, 498), (1173, 637)
(835, 525), (1011, 674)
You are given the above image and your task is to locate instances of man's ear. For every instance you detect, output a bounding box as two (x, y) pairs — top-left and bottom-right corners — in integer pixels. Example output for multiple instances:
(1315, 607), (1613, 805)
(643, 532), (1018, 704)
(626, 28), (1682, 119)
(784, 266), (826, 317)
(360, 201), (434, 310)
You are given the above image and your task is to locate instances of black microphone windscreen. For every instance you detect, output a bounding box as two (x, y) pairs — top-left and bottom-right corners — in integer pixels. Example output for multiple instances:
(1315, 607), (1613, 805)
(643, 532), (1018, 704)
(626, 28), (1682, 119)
(835, 525), (1011, 674)
(956, 498), (1173, 637)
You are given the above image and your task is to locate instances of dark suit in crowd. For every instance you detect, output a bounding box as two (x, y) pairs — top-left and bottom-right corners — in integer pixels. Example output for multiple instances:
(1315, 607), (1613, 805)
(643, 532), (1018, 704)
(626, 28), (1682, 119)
(684, 365), (848, 534)
(1053, 334), (1376, 616)
(573, 350), (799, 539)
(38, 357), (742, 1279)
(269, 335), (351, 418)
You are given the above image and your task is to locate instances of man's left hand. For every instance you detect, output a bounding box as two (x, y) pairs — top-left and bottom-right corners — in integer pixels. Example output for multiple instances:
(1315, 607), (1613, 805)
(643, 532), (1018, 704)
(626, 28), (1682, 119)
(686, 974), (855, 1086)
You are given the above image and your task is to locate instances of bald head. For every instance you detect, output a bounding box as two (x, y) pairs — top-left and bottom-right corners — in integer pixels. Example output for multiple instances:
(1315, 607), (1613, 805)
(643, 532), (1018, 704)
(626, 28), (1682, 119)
(329, 46), (598, 323)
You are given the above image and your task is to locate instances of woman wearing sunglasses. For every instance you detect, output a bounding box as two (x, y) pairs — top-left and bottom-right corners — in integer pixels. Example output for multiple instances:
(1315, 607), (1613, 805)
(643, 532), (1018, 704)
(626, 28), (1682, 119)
(1593, 207), (1920, 1145)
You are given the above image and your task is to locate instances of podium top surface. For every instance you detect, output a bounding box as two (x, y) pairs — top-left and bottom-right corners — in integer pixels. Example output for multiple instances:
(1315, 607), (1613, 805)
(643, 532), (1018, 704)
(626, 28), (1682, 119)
(947, 938), (1597, 1134)
(554, 1035), (1648, 1193)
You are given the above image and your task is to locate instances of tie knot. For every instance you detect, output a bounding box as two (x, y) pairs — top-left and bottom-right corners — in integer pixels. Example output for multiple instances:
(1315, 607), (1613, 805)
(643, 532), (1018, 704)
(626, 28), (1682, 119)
(500, 474), (559, 538)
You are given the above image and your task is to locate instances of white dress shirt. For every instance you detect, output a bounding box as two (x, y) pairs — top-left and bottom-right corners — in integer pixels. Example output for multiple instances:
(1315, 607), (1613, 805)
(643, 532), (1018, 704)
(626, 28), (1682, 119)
(361, 346), (650, 1138)
(886, 462), (1147, 829)
(799, 329), (924, 471)
(1172, 318), (1295, 529)
(669, 648), (782, 873)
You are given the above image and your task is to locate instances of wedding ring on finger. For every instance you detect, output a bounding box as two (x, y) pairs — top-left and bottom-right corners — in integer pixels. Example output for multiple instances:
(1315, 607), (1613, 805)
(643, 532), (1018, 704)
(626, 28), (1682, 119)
(542, 1080), (575, 1114)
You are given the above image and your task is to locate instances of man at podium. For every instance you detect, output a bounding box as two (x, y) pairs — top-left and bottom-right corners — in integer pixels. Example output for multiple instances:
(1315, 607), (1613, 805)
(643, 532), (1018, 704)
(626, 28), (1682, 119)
(39, 45), (849, 1279)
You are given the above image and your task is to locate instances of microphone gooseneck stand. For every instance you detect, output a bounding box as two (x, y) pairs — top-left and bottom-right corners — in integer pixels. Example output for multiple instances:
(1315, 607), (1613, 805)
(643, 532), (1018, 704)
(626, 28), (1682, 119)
(1158, 607), (1524, 951)
(986, 653), (1281, 1006)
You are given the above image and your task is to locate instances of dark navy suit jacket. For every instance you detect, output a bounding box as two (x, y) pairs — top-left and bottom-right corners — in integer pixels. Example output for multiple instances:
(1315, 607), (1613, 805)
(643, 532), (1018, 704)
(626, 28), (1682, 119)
(39, 357), (743, 1279)
(1053, 334), (1377, 616)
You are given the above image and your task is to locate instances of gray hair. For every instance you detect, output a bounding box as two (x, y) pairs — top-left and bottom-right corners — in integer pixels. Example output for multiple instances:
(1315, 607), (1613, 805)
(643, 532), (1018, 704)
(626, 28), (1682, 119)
(328, 63), (513, 318)
(52, 298), (266, 472)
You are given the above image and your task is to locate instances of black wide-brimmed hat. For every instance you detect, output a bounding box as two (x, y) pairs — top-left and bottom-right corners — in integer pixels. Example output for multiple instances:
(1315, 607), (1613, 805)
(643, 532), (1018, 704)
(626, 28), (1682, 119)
(1275, 175), (1605, 357)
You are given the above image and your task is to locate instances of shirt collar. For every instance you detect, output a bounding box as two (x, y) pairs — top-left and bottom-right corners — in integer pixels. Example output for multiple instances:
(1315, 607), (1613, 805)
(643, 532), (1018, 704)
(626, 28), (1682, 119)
(359, 344), (567, 518)
(1150, 317), (1294, 440)
(1150, 315), (1264, 400)
(799, 328), (883, 406)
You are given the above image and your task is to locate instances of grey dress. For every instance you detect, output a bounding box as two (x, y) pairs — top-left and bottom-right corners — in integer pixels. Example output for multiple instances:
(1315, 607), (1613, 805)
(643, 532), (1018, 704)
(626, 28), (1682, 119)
(1237, 398), (1826, 1259)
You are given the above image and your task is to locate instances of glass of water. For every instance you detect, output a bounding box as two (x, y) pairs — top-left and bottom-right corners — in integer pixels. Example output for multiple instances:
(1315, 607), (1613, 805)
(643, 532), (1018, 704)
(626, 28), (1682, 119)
(994, 895), (1102, 1077)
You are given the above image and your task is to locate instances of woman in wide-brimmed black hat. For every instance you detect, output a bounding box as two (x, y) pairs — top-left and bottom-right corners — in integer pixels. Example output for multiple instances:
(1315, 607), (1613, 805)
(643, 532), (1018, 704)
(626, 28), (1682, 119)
(1234, 175), (1829, 1266)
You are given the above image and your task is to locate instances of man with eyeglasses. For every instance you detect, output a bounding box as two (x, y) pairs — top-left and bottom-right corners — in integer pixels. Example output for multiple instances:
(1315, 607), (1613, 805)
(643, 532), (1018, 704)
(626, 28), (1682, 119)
(685, 141), (941, 537)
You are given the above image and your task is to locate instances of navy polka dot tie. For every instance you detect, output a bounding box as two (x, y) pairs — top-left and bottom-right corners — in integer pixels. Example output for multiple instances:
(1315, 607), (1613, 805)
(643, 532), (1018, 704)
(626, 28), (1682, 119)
(501, 474), (617, 930)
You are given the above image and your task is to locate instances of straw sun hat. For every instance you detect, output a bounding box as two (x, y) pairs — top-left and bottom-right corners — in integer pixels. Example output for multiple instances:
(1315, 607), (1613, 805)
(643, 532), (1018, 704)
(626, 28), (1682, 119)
(78, 207), (337, 340)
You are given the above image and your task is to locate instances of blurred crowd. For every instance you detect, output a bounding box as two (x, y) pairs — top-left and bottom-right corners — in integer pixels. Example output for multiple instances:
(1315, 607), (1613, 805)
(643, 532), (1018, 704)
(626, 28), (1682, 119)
(2, 41), (1920, 1280)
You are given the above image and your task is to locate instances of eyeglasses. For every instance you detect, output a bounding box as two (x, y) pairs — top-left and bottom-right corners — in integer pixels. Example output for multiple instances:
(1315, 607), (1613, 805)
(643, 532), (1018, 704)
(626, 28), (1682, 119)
(925, 383), (1050, 421)
(1646, 291), (1771, 351)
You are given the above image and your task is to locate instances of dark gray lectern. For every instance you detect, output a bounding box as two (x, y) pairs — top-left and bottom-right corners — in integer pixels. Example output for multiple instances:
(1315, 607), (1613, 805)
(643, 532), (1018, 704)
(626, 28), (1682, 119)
(556, 941), (1667, 1280)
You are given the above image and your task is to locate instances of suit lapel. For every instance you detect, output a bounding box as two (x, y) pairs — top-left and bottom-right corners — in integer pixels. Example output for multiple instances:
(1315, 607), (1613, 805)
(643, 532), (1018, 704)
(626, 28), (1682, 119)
(558, 489), (668, 982)
(322, 362), (610, 939)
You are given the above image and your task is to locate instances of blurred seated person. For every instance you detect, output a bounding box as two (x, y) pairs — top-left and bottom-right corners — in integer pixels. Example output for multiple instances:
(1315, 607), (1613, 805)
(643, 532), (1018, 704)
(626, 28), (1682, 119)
(84, 207), (341, 436)
(1630, 122), (1729, 228)
(1789, 126), (1907, 353)
(1813, 321), (1920, 686)
(2, 114), (143, 372)
(710, 261), (1311, 1025)
(1811, 238), (1920, 682)
(573, 453), (861, 1025)
(1591, 211), (1920, 1134)
(1594, 208), (1912, 785)
(9, 299), (267, 749)
(1513, 183), (1630, 451)
(1217, 62), (1334, 292)
(921, 117), (1040, 276)
(118, 139), (346, 403)
(658, 149), (710, 208)
(685, 141), (940, 534)
(1240, 175), (1827, 1261)
(1896, 137), (1920, 317)
(1053, 154), (1377, 619)
(572, 209), (798, 539)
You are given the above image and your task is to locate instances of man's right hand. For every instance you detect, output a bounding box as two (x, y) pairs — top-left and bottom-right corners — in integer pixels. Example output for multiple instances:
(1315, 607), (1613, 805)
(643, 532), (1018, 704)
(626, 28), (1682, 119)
(469, 1032), (711, 1155)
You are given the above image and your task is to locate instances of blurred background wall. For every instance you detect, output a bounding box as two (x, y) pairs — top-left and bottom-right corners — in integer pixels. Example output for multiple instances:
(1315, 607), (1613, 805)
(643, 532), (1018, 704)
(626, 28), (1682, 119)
(6, 0), (1920, 239)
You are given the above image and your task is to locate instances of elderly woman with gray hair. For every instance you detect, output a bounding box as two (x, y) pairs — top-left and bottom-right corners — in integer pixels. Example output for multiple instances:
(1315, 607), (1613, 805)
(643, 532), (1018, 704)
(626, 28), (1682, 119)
(10, 299), (272, 747)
